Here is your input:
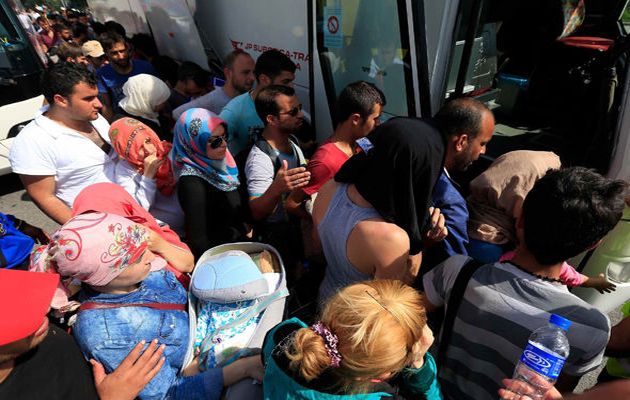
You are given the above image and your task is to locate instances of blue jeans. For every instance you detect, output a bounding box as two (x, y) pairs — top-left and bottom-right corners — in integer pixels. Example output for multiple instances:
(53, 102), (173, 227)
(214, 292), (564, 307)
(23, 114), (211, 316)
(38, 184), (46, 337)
(73, 270), (223, 400)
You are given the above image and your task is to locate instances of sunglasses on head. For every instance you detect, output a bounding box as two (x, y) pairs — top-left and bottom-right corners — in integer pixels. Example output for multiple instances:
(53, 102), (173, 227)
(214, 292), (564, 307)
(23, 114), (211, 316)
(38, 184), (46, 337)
(208, 135), (228, 149)
(279, 104), (303, 117)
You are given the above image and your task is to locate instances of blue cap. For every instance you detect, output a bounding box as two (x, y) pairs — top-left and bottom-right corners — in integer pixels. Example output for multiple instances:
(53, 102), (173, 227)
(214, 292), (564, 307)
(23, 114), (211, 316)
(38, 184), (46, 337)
(549, 314), (572, 331)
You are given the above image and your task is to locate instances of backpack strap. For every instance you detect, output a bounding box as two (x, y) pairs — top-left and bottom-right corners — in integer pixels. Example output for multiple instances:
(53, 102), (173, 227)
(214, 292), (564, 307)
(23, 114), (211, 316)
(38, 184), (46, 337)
(254, 137), (306, 176)
(436, 257), (484, 371)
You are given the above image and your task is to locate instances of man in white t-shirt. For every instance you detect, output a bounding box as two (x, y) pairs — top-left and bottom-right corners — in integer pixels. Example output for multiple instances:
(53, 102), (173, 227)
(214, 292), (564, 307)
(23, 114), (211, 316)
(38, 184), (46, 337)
(10, 62), (115, 224)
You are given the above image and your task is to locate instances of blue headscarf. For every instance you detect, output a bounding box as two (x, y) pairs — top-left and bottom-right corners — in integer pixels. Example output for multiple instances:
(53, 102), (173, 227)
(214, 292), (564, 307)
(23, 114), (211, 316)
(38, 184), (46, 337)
(172, 108), (240, 192)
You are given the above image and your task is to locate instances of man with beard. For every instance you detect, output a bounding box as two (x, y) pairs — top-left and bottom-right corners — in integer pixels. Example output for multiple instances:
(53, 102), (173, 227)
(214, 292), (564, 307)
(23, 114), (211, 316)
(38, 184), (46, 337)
(172, 50), (255, 119)
(245, 85), (310, 282)
(423, 98), (495, 269)
(96, 33), (158, 121)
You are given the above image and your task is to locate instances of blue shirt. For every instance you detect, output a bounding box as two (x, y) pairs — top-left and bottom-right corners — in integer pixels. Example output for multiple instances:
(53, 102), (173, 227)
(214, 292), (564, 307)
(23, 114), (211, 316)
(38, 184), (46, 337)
(219, 92), (263, 156)
(431, 171), (469, 257)
(96, 60), (158, 114)
(73, 270), (223, 400)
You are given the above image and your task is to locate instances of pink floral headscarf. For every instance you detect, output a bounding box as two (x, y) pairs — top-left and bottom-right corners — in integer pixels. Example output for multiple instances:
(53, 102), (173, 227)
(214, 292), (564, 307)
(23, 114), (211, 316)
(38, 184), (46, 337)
(30, 212), (166, 309)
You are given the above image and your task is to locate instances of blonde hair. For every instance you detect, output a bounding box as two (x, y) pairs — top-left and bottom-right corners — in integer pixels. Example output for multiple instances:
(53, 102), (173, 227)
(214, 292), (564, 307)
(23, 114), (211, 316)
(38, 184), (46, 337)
(285, 280), (428, 393)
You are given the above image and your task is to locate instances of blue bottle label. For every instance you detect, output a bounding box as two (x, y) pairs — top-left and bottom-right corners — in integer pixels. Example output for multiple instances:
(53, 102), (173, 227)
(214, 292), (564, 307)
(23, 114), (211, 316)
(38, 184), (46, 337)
(520, 342), (567, 379)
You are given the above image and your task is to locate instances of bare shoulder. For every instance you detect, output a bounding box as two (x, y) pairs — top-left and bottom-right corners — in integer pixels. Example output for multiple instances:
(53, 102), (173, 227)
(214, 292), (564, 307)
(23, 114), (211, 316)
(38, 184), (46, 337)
(312, 180), (339, 226)
(354, 220), (409, 253)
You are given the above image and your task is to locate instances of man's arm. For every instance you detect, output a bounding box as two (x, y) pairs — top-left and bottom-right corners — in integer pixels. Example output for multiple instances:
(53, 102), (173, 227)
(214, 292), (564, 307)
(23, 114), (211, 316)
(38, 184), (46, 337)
(249, 160), (310, 221)
(19, 174), (72, 224)
(284, 188), (310, 219)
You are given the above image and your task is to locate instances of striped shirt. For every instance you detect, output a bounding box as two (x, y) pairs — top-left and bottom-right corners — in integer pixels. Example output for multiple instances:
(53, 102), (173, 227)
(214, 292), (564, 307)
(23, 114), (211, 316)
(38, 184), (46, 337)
(423, 255), (610, 400)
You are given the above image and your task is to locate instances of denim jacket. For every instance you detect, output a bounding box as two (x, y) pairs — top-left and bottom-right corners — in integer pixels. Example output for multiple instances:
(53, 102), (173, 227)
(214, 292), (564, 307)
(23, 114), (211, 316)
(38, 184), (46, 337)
(73, 270), (223, 400)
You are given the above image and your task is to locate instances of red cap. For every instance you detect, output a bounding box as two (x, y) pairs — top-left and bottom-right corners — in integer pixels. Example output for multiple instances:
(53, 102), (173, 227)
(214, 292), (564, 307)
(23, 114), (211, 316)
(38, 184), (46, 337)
(0, 269), (58, 346)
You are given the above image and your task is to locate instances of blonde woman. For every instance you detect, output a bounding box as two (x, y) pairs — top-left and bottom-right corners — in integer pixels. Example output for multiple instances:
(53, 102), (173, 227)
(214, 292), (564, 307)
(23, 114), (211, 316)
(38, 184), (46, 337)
(262, 280), (442, 399)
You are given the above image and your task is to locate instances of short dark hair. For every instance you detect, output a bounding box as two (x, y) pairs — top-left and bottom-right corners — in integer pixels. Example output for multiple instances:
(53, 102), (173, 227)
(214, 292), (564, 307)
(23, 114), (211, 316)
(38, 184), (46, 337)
(104, 20), (126, 38)
(92, 21), (106, 36)
(72, 22), (88, 38)
(100, 32), (126, 52)
(255, 84), (296, 125)
(177, 61), (210, 87)
(254, 49), (296, 81)
(152, 55), (179, 87)
(224, 49), (251, 69)
(41, 62), (97, 104)
(130, 33), (158, 59)
(53, 23), (70, 33)
(434, 97), (491, 139)
(523, 167), (627, 265)
(56, 41), (83, 61)
(337, 81), (386, 123)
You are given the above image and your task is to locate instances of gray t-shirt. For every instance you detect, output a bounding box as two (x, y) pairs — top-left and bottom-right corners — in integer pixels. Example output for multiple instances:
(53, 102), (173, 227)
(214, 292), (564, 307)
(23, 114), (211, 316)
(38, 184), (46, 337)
(172, 86), (232, 120)
(245, 145), (300, 224)
(423, 255), (610, 400)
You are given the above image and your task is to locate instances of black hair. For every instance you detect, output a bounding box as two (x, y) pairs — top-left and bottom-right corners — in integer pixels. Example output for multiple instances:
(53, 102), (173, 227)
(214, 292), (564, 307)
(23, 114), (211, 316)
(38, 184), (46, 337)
(434, 97), (491, 139)
(130, 33), (159, 59)
(104, 20), (126, 38)
(72, 22), (88, 38)
(254, 49), (296, 82)
(337, 81), (386, 123)
(223, 49), (251, 69)
(56, 41), (83, 61)
(152, 55), (179, 87)
(177, 61), (210, 87)
(255, 84), (296, 125)
(523, 167), (627, 265)
(92, 21), (106, 36)
(41, 62), (97, 104)
(100, 32), (126, 52)
(53, 23), (70, 33)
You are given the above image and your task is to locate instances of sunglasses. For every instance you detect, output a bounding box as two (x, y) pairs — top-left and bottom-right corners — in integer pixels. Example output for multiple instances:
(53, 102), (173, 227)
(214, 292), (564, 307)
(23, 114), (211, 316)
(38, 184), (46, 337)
(279, 104), (303, 117)
(208, 135), (228, 149)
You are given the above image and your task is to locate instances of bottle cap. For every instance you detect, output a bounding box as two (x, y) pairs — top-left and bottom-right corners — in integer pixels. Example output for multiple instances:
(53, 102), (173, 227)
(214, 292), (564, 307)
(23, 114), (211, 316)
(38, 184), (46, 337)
(549, 314), (572, 331)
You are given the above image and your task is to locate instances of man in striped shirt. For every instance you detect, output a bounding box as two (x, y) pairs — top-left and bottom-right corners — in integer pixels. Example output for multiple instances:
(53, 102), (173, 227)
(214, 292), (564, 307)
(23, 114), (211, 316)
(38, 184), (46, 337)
(422, 167), (627, 400)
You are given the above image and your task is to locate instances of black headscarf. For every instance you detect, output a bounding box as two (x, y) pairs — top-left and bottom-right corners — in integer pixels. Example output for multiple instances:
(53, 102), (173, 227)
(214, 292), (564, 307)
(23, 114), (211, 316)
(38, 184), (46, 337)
(335, 117), (445, 255)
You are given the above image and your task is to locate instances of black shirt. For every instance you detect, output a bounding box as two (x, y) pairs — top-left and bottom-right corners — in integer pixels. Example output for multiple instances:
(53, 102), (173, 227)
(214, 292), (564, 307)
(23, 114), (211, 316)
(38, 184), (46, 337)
(0, 325), (98, 400)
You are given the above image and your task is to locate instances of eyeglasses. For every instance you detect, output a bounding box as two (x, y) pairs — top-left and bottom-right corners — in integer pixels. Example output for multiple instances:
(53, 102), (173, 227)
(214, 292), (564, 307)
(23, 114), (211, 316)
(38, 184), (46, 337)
(279, 104), (303, 117)
(208, 135), (228, 149)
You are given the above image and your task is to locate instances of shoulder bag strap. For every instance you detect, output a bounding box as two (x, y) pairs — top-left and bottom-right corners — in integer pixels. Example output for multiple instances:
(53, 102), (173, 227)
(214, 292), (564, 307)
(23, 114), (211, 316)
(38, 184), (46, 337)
(79, 302), (186, 312)
(436, 257), (484, 371)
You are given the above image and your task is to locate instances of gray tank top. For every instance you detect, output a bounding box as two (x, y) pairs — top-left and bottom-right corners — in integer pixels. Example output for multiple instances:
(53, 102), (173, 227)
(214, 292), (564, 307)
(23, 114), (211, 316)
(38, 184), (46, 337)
(317, 183), (382, 304)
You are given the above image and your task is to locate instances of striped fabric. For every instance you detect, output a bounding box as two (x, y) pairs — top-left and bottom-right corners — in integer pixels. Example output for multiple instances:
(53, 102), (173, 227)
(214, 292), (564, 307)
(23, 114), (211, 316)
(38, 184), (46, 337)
(423, 255), (610, 400)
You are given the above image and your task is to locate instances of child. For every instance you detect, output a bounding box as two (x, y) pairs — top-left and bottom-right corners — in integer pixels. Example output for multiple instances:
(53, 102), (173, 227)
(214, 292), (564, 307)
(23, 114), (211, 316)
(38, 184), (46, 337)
(262, 280), (442, 399)
(500, 251), (616, 293)
(30, 212), (262, 400)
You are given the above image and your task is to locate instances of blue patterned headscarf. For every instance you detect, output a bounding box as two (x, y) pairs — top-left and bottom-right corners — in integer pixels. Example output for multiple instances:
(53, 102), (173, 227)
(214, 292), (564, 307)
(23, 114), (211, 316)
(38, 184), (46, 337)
(172, 108), (240, 192)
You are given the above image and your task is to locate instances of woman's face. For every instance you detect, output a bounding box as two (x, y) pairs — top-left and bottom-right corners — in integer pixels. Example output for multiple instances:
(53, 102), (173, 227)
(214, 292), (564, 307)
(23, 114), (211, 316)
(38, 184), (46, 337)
(205, 124), (228, 160)
(109, 248), (155, 288)
(137, 137), (157, 159)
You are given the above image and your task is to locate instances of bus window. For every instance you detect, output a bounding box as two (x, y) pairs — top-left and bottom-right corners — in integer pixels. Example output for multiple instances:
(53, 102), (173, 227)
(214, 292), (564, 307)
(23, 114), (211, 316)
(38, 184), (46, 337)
(0, 1), (44, 107)
(315, 0), (415, 122)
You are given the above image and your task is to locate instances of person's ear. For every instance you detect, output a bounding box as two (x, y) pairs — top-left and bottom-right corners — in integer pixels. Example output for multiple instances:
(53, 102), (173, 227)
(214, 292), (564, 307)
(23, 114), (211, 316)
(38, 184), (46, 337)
(258, 74), (271, 87)
(223, 66), (232, 81)
(53, 93), (69, 108)
(454, 133), (468, 152)
(349, 113), (362, 127)
(266, 113), (277, 126)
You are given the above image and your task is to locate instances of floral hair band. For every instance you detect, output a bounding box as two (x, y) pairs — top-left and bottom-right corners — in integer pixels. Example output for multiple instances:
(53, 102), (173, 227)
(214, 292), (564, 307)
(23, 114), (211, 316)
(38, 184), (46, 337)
(311, 321), (342, 368)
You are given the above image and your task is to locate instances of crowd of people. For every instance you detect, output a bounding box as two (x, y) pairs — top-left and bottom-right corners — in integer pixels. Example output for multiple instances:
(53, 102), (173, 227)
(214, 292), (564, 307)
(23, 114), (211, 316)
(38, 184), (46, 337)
(3, 6), (630, 400)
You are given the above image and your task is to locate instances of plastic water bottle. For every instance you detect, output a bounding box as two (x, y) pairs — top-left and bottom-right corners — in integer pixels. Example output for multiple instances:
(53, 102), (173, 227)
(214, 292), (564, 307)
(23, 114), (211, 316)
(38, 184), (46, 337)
(508, 314), (571, 399)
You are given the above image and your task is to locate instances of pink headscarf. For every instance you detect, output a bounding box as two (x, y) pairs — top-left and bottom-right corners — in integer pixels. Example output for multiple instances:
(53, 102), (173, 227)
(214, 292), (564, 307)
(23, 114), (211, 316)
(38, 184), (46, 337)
(30, 212), (166, 309)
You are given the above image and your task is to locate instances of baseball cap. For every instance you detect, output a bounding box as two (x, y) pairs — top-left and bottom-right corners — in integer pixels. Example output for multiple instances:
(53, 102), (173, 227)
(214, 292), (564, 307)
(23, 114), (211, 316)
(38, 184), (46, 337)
(82, 40), (104, 58)
(0, 269), (58, 346)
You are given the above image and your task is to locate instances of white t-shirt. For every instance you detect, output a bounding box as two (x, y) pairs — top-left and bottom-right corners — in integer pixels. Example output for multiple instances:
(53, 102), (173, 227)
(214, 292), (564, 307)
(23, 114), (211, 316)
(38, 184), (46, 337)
(112, 159), (185, 235)
(9, 108), (116, 207)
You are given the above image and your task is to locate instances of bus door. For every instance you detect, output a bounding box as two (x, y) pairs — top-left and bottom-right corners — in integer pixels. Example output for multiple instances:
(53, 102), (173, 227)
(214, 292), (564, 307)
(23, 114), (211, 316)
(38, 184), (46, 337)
(313, 0), (430, 135)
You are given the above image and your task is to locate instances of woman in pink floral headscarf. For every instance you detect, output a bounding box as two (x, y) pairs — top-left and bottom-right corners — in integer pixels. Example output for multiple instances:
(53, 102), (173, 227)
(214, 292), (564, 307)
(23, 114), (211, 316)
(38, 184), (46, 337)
(30, 212), (262, 399)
